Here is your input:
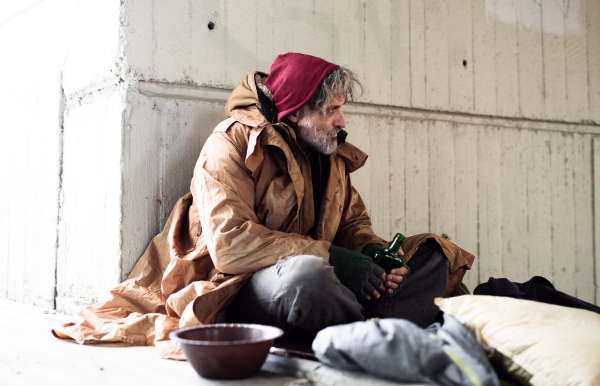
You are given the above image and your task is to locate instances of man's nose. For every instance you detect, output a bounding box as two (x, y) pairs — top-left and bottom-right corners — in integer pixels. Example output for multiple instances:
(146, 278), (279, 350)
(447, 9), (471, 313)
(335, 109), (346, 128)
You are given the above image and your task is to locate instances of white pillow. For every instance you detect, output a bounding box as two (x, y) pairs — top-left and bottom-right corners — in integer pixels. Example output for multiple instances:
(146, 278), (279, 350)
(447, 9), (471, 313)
(436, 295), (600, 386)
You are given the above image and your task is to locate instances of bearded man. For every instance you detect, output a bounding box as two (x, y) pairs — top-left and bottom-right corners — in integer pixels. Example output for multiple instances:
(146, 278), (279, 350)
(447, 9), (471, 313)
(202, 53), (471, 332)
(53, 53), (473, 358)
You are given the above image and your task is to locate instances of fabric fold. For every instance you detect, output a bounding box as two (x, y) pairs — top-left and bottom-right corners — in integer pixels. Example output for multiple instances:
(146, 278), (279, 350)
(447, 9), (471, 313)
(312, 314), (499, 386)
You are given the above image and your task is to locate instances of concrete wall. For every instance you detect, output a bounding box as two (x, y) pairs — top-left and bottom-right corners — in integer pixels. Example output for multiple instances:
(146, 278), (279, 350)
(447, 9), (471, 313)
(0, 0), (124, 311)
(0, 0), (69, 309)
(1, 0), (599, 312)
(119, 0), (600, 123)
(347, 108), (598, 302)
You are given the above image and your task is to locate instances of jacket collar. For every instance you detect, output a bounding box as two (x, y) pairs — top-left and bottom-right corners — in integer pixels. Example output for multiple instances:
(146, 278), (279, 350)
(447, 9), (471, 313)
(224, 107), (368, 176)
(223, 72), (368, 175)
(333, 142), (368, 173)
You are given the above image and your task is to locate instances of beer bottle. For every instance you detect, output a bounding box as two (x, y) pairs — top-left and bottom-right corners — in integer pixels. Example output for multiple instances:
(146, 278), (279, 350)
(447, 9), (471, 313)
(372, 233), (406, 273)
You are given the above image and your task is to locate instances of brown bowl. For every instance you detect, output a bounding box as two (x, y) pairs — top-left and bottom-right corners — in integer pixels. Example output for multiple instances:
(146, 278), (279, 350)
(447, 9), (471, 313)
(169, 323), (284, 380)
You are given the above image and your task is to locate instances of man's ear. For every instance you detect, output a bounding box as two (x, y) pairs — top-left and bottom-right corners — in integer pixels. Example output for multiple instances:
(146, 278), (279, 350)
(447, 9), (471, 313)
(286, 109), (300, 123)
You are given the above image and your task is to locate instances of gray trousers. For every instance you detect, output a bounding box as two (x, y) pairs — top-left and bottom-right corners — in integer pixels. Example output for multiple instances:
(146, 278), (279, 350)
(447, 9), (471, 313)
(226, 240), (448, 332)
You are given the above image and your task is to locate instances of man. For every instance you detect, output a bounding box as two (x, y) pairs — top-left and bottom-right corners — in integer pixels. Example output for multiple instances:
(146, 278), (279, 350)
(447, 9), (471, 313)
(196, 53), (469, 331)
(53, 53), (474, 358)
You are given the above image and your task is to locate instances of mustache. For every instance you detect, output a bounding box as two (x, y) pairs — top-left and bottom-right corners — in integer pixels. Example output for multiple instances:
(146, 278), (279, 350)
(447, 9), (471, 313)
(327, 127), (343, 136)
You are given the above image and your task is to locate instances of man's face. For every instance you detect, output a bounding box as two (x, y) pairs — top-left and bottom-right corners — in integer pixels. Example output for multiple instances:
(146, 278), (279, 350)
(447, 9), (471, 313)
(296, 96), (347, 155)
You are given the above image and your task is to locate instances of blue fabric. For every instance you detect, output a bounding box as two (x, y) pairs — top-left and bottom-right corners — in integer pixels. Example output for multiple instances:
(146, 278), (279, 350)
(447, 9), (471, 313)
(312, 314), (499, 386)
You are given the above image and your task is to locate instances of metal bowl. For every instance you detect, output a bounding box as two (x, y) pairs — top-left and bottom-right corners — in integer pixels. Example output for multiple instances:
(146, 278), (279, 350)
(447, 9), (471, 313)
(169, 324), (284, 380)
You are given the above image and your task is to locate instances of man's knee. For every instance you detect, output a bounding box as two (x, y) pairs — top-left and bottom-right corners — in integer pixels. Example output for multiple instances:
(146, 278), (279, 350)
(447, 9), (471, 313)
(407, 239), (447, 272)
(227, 254), (364, 331)
(275, 255), (336, 296)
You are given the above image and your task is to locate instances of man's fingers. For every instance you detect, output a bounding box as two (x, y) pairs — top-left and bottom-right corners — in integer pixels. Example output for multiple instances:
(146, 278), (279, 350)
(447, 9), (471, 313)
(378, 272), (387, 292)
(386, 273), (405, 283)
(390, 267), (408, 276)
(371, 289), (381, 299)
(398, 247), (405, 256)
(379, 272), (386, 291)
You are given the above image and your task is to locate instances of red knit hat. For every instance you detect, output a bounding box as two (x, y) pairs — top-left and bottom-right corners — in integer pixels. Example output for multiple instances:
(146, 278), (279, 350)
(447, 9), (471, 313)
(265, 53), (339, 121)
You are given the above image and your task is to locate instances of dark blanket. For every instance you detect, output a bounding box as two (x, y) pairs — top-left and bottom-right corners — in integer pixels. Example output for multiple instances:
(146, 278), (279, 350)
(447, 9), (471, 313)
(474, 276), (600, 315)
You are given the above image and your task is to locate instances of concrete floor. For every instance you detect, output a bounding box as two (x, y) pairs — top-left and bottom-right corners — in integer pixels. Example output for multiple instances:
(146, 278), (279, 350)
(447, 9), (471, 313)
(0, 299), (415, 386)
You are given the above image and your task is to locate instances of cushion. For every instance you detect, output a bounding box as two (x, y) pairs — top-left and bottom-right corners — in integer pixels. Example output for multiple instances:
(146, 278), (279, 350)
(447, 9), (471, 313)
(435, 295), (600, 386)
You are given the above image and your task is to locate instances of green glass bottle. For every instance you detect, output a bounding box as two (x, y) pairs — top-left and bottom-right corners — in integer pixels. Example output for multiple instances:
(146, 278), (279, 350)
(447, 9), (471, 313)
(372, 233), (406, 273)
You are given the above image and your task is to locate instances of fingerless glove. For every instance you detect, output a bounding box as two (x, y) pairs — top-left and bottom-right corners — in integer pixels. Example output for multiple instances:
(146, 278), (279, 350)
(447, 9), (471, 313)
(329, 245), (384, 300)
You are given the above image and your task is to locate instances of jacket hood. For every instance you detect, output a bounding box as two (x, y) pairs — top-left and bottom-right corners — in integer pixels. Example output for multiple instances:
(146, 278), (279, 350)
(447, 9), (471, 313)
(224, 72), (367, 172)
(225, 72), (274, 127)
(265, 53), (339, 121)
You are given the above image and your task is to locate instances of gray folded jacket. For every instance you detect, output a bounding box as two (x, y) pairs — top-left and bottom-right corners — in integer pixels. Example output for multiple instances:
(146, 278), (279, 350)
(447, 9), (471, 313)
(312, 314), (499, 386)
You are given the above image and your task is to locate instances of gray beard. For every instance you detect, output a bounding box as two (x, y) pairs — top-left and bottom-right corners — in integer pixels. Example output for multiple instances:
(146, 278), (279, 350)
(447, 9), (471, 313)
(296, 115), (340, 155)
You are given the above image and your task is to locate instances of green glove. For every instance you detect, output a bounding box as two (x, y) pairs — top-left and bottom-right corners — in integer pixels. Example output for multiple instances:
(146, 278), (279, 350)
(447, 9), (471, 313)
(363, 243), (410, 274)
(362, 243), (387, 258)
(328, 245), (384, 300)
(363, 243), (410, 296)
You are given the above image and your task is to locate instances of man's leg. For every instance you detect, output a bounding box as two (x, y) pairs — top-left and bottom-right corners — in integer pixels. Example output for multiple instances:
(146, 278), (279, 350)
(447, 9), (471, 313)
(366, 239), (449, 328)
(225, 255), (365, 333)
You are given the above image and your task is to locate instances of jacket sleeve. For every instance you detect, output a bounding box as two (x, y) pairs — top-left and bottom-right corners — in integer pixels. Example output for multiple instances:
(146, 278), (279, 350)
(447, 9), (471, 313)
(333, 173), (387, 252)
(193, 131), (331, 275)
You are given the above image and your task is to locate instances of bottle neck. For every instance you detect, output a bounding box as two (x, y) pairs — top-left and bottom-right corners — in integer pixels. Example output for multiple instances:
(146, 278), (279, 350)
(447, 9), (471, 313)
(388, 233), (405, 252)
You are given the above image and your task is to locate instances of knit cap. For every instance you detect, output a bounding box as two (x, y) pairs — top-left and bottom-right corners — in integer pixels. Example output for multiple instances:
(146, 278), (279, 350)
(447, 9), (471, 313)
(265, 53), (339, 121)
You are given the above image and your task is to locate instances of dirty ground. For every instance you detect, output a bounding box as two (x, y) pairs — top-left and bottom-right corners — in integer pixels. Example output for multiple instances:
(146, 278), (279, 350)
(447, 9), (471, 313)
(1, 298), (423, 386)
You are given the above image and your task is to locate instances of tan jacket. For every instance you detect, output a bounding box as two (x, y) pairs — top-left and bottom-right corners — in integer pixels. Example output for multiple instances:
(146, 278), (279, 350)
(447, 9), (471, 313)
(53, 73), (474, 360)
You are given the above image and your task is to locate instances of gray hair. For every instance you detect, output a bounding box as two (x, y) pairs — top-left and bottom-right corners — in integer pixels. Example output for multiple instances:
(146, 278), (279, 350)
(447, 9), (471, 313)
(307, 67), (362, 114)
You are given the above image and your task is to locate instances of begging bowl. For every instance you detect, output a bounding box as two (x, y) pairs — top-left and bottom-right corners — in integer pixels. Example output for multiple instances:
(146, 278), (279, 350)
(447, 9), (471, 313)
(169, 323), (284, 380)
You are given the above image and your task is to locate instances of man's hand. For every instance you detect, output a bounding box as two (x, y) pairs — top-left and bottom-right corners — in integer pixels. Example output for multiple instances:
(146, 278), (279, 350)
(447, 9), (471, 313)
(383, 266), (409, 294)
(329, 244), (408, 301)
(366, 247), (408, 299)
